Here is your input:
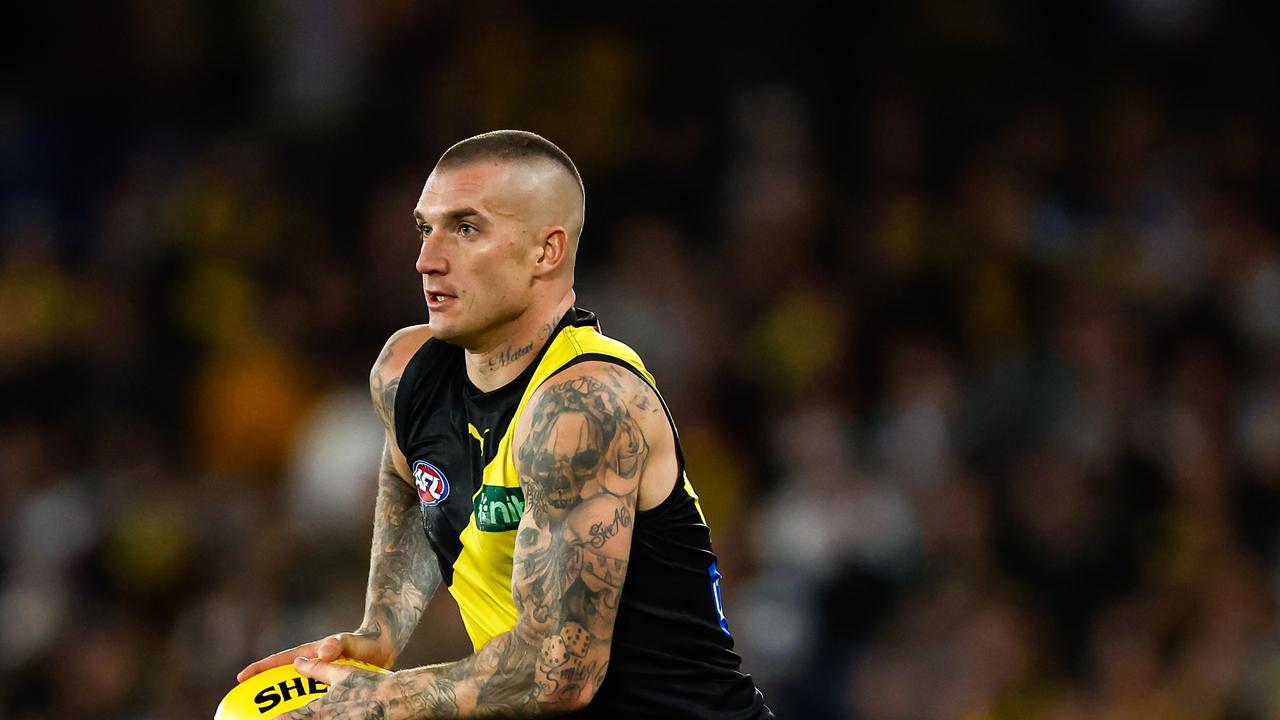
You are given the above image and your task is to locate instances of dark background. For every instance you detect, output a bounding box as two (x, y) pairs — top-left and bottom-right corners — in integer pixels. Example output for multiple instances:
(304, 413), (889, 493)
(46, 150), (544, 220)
(3, 1), (1280, 717)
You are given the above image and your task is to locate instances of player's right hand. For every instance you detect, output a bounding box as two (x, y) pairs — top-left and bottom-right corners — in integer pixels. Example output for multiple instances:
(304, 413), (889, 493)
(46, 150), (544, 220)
(235, 630), (392, 683)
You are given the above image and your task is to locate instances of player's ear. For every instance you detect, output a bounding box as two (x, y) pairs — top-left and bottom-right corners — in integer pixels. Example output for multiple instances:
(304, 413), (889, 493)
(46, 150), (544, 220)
(532, 226), (569, 277)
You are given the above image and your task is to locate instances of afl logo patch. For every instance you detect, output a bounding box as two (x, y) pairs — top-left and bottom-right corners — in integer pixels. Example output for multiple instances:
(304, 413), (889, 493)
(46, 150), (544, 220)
(412, 460), (450, 506)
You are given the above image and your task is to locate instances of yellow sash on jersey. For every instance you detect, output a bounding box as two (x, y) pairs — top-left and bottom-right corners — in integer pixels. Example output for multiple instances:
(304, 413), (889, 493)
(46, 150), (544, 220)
(447, 322), (704, 650)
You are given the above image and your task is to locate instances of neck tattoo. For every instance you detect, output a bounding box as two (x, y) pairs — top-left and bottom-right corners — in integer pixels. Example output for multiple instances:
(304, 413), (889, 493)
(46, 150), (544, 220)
(485, 316), (560, 374)
(487, 339), (535, 372)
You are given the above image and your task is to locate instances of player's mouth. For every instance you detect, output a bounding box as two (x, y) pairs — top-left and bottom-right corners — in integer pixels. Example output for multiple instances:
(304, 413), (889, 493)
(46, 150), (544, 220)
(426, 291), (457, 310)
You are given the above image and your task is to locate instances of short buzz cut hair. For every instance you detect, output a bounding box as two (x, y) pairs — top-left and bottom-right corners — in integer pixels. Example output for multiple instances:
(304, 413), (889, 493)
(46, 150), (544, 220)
(436, 129), (585, 209)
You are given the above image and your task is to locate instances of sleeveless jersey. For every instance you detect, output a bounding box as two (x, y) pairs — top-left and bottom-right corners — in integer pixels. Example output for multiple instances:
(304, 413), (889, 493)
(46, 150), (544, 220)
(393, 308), (772, 718)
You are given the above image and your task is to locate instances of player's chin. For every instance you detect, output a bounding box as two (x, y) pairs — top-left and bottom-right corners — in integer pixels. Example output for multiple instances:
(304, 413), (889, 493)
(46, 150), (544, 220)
(427, 316), (457, 339)
(426, 313), (471, 343)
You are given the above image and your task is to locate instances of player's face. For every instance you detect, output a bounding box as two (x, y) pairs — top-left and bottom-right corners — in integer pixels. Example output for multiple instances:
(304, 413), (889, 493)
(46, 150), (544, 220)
(412, 162), (541, 347)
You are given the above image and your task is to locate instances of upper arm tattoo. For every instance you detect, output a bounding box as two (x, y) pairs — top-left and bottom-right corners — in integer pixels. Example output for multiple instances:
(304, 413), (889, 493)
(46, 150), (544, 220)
(370, 339), (402, 431)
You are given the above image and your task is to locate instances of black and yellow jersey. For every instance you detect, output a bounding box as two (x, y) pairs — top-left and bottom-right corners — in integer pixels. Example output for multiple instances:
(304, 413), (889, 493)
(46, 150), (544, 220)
(393, 308), (771, 718)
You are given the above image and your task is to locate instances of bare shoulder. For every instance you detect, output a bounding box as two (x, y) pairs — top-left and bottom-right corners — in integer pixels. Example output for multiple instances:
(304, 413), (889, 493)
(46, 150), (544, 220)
(370, 324), (433, 383)
(370, 324), (433, 431)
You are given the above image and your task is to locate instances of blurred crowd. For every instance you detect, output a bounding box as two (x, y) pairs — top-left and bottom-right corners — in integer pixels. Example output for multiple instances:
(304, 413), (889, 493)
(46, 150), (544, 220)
(3, 2), (1279, 718)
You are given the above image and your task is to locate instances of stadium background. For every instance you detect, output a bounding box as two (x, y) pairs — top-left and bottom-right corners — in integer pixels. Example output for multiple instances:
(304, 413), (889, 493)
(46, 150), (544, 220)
(3, 2), (1280, 718)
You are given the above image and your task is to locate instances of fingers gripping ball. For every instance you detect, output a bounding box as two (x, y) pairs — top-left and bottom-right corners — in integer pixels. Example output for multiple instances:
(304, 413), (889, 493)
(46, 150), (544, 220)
(215, 659), (388, 719)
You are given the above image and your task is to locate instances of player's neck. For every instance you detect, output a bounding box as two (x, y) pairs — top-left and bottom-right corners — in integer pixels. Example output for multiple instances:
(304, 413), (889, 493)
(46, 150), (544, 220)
(464, 291), (575, 393)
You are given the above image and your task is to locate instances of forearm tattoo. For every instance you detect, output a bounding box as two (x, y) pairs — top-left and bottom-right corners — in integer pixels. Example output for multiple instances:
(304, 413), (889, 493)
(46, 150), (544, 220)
(289, 367), (652, 719)
(360, 446), (442, 662)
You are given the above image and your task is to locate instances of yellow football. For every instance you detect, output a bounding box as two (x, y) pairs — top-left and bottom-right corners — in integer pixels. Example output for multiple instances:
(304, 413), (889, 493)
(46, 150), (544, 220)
(215, 659), (390, 719)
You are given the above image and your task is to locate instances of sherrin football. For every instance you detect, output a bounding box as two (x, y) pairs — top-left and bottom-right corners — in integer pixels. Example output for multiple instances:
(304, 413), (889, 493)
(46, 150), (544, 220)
(215, 659), (390, 719)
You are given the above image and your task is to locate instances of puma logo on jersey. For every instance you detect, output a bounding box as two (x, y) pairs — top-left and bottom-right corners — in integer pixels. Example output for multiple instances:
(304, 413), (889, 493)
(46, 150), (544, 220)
(468, 423), (490, 453)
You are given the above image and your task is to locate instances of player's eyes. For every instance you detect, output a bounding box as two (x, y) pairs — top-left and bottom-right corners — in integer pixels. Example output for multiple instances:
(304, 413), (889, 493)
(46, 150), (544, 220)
(417, 224), (431, 237)
(459, 224), (477, 236)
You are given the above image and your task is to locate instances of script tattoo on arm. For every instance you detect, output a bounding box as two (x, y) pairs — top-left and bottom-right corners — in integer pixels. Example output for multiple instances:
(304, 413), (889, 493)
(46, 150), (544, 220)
(283, 365), (652, 718)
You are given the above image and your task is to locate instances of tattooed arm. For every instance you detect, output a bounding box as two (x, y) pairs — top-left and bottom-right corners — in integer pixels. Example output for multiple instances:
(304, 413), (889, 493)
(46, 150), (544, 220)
(238, 326), (439, 682)
(282, 362), (664, 718)
(349, 438), (442, 667)
(359, 326), (442, 665)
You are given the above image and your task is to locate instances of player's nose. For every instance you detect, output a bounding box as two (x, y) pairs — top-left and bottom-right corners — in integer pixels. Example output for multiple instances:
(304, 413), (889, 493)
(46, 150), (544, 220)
(416, 236), (447, 275)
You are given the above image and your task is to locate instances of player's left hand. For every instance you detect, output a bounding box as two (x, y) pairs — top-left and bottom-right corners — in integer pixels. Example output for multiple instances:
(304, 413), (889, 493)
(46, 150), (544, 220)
(294, 656), (360, 687)
(274, 659), (389, 720)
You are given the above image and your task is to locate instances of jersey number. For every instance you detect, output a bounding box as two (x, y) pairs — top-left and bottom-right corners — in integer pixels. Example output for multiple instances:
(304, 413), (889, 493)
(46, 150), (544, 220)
(709, 562), (731, 637)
